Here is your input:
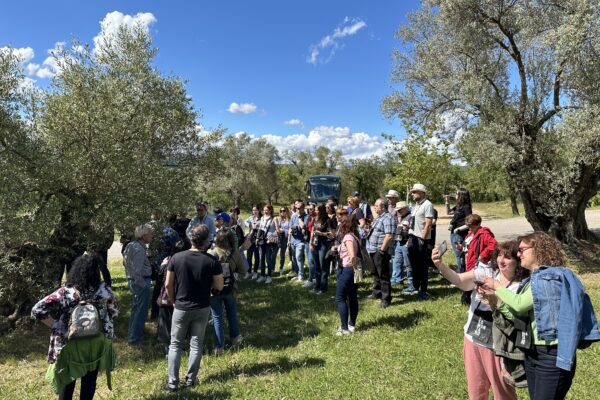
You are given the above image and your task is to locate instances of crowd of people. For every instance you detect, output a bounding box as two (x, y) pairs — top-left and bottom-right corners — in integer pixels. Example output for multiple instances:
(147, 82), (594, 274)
(30, 184), (599, 399)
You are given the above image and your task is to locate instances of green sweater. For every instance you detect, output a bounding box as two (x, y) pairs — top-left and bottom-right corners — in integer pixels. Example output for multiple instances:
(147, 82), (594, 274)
(46, 335), (115, 394)
(496, 285), (558, 346)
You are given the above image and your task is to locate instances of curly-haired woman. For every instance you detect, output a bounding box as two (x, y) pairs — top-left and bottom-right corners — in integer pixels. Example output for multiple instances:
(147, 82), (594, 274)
(481, 232), (600, 400)
(32, 254), (118, 400)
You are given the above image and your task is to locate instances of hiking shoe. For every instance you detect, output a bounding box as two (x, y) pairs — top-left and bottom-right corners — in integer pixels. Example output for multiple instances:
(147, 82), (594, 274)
(417, 292), (431, 301)
(264, 276), (272, 284)
(251, 272), (258, 280)
(302, 280), (314, 288)
(256, 275), (266, 283)
(163, 383), (178, 393)
(335, 328), (350, 336)
(183, 379), (197, 389)
(231, 335), (244, 347)
(213, 347), (224, 356)
(402, 286), (418, 294)
(244, 272), (252, 279)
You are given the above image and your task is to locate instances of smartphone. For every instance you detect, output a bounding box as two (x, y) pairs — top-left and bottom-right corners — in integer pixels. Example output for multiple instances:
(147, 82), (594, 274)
(438, 240), (448, 257)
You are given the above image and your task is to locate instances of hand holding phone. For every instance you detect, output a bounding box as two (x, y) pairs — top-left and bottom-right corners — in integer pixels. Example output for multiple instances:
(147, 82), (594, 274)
(438, 240), (448, 257)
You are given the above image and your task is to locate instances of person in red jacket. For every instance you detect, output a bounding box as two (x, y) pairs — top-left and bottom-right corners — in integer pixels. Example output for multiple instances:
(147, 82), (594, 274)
(458, 214), (497, 271)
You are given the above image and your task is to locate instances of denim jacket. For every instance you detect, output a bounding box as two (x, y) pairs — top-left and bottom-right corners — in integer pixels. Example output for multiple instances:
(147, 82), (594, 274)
(531, 266), (600, 371)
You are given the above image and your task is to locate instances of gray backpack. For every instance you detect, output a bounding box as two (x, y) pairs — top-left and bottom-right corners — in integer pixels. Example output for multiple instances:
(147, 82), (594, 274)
(68, 299), (101, 340)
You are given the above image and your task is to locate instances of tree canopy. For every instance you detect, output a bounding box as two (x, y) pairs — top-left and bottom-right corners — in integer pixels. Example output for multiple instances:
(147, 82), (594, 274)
(383, 0), (600, 242)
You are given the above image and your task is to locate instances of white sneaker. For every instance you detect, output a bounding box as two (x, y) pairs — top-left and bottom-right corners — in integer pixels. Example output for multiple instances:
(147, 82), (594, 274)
(335, 328), (350, 336)
(256, 275), (266, 283)
(244, 272), (251, 279)
(251, 272), (258, 280)
(264, 276), (272, 284)
(296, 275), (304, 282)
(348, 325), (356, 333)
(302, 280), (314, 288)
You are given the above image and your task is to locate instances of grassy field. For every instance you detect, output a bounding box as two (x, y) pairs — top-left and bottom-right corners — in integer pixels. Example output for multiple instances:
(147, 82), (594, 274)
(1, 256), (599, 399)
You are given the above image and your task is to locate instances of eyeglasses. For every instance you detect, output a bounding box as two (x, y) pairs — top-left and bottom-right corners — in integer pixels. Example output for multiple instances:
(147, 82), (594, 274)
(517, 246), (532, 254)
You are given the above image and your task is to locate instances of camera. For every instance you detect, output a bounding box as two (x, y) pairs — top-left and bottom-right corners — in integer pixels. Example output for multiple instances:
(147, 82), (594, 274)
(291, 226), (301, 236)
(443, 194), (457, 200)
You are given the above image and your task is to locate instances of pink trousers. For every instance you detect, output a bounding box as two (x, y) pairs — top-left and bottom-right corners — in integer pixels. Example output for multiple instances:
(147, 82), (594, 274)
(463, 337), (517, 400)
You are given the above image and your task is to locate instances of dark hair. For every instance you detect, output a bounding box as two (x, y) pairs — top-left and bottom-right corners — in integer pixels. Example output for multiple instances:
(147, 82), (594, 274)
(251, 204), (263, 218)
(190, 225), (210, 249)
(171, 240), (186, 256)
(518, 232), (567, 267)
(456, 188), (472, 210)
(489, 241), (530, 280)
(67, 254), (101, 292)
(338, 215), (358, 237)
(214, 229), (235, 251)
(213, 207), (223, 215)
(466, 214), (482, 226)
(230, 206), (240, 215)
(316, 203), (327, 223)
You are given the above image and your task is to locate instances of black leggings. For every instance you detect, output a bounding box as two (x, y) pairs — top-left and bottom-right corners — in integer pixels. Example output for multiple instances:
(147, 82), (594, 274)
(58, 369), (99, 400)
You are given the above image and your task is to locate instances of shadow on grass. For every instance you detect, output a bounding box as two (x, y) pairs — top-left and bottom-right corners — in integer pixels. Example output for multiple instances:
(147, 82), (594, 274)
(359, 309), (431, 331)
(234, 277), (332, 350)
(145, 388), (231, 400)
(203, 356), (325, 383)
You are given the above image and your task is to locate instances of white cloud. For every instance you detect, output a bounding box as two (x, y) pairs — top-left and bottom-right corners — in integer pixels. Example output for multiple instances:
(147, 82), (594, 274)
(307, 17), (367, 65)
(283, 118), (304, 128)
(244, 125), (389, 159)
(93, 11), (157, 54)
(228, 102), (258, 114)
(0, 47), (35, 64)
(33, 42), (67, 79)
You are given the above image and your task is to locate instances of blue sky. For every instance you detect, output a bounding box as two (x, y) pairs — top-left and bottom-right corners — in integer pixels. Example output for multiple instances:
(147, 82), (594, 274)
(1, 1), (419, 158)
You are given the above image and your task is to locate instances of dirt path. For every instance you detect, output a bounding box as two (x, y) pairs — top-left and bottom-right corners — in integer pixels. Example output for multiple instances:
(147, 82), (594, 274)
(107, 210), (600, 261)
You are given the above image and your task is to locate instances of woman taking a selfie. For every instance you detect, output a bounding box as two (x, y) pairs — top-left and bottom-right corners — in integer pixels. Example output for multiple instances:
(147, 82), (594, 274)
(432, 241), (528, 400)
(481, 232), (599, 400)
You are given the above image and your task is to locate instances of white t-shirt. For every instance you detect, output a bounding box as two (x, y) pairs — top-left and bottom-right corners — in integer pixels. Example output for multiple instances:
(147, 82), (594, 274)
(409, 199), (434, 239)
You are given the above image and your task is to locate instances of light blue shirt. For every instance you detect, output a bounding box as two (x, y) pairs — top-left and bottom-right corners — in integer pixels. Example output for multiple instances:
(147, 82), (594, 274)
(186, 214), (216, 243)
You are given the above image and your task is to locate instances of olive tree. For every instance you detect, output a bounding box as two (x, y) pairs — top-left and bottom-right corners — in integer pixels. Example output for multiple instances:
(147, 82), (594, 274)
(383, 0), (600, 243)
(0, 25), (217, 325)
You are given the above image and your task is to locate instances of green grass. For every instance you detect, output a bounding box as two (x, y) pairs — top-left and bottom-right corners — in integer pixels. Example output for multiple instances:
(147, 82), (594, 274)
(1, 258), (599, 399)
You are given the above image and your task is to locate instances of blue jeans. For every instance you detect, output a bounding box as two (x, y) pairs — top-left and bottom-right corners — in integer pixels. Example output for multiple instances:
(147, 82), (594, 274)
(210, 293), (240, 349)
(278, 236), (288, 271)
(127, 277), (151, 344)
(306, 244), (315, 281)
(311, 242), (330, 292)
(450, 232), (465, 272)
(259, 244), (277, 276)
(246, 243), (260, 273)
(391, 241), (412, 285)
(336, 267), (358, 330)
(291, 242), (306, 278)
(525, 345), (575, 400)
(167, 307), (210, 388)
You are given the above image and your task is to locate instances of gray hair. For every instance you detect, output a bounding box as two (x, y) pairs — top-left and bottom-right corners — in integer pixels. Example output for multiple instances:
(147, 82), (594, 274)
(376, 198), (388, 209)
(190, 224), (210, 249)
(134, 223), (154, 239)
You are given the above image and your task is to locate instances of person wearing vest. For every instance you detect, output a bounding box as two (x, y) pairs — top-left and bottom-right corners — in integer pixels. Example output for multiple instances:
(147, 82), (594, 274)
(208, 229), (246, 355)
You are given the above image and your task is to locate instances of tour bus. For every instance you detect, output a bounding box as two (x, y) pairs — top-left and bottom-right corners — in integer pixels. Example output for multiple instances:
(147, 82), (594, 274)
(305, 175), (341, 204)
